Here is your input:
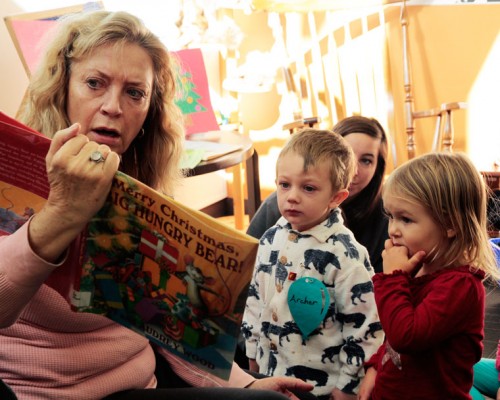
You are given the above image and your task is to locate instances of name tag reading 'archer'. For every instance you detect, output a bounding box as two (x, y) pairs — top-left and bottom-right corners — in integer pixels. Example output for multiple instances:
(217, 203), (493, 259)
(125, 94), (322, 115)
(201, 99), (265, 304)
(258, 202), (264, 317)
(288, 277), (330, 340)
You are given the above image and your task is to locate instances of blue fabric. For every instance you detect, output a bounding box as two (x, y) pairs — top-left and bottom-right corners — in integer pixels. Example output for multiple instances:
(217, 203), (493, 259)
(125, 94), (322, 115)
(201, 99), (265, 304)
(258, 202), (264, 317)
(491, 238), (500, 266)
(491, 238), (500, 285)
(470, 357), (499, 400)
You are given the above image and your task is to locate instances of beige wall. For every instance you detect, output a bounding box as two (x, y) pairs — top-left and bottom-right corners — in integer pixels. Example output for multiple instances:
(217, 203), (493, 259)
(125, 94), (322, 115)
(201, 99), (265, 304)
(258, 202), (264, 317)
(385, 4), (500, 169)
(232, 4), (500, 172)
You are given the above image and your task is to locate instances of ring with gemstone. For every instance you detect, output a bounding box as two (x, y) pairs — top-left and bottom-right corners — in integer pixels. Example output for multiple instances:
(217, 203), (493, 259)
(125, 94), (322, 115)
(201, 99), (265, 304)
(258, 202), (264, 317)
(89, 150), (105, 163)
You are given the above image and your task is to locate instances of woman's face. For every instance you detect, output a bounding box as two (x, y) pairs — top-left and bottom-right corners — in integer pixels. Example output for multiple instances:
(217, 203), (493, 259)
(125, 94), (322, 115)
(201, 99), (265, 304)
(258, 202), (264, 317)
(343, 133), (381, 198)
(67, 42), (154, 155)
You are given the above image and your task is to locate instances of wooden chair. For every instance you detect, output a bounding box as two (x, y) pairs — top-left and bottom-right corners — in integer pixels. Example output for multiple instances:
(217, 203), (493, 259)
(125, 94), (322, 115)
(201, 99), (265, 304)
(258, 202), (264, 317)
(401, 0), (466, 158)
(280, 66), (320, 134)
(283, 116), (320, 134)
(412, 101), (467, 153)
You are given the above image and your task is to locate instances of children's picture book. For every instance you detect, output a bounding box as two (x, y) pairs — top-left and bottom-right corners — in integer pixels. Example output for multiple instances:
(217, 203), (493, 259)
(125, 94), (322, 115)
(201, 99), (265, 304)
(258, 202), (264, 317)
(0, 111), (258, 380)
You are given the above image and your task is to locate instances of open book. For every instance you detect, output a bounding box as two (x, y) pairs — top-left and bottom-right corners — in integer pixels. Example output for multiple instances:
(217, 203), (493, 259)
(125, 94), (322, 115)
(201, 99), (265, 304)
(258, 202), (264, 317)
(0, 111), (258, 380)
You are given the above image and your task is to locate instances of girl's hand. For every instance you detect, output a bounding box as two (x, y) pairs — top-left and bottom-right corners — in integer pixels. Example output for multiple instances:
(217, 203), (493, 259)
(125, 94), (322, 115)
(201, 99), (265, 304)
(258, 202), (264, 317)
(331, 387), (356, 399)
(357, 367), (376, 400)
(382, 239), (426, 274)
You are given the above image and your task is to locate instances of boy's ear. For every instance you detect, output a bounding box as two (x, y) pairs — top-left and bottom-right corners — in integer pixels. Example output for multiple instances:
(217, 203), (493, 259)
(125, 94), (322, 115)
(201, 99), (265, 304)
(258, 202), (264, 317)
(329, 189), (349, 209)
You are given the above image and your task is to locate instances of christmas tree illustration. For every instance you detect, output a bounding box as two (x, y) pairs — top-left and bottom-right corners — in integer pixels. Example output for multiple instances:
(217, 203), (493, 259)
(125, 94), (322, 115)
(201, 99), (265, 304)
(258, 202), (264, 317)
(175, 67), (207, 115)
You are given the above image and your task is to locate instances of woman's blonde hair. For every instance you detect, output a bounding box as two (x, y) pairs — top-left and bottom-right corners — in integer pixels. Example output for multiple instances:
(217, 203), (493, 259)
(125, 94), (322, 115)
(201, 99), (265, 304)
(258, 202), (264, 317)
(17, 10), (184, 194)
(383, 152), (499, 281)
(277, 128), (355, 193)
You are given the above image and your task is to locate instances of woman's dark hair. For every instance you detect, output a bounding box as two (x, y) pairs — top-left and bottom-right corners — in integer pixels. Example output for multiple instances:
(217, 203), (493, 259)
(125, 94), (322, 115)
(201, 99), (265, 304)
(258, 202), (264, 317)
(333, 115), (388, 225)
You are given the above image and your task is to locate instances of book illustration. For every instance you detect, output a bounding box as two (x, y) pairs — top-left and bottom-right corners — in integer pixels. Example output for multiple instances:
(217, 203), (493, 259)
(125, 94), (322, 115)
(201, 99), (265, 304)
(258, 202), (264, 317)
(0, 111), (258, 380)
(0, 185), (39, 235)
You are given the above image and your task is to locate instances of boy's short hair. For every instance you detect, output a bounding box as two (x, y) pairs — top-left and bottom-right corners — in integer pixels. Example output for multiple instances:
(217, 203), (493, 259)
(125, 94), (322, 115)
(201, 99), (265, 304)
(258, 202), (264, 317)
(277, 128), (355, 192)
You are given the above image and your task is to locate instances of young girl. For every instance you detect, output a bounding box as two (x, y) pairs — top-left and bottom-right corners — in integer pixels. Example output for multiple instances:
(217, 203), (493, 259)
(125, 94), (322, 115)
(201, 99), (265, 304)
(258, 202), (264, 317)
(358, 152), (500, 400)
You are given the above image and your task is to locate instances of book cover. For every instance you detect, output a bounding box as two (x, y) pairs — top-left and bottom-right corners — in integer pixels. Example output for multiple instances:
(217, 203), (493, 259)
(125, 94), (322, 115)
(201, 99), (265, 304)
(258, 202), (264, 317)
(0, 111), (258, 380)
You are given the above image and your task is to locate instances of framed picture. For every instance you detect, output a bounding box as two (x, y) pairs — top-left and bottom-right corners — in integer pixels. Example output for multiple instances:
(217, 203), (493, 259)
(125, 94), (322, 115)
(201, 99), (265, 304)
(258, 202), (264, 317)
(4, 2), (104, 77)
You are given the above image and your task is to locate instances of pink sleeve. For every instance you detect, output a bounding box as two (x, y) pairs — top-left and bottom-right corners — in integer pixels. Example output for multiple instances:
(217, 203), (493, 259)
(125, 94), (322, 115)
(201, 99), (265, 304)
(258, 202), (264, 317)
(0, 221), (63, 326)
(158, 348), (256, 388)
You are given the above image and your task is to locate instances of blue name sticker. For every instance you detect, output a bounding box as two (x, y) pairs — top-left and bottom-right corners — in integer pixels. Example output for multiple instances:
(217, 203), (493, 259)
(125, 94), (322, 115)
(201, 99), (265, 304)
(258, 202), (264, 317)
(287, 277), (330, 340)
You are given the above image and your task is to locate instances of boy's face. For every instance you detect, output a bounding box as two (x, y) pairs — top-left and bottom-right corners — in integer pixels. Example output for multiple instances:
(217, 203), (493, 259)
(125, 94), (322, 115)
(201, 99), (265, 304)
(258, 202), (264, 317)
(276, 152), (348, 232)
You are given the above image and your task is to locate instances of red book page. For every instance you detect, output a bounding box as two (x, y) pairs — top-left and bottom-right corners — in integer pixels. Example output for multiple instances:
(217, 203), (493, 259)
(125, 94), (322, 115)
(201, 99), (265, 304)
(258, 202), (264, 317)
(0, 112), (49, 235)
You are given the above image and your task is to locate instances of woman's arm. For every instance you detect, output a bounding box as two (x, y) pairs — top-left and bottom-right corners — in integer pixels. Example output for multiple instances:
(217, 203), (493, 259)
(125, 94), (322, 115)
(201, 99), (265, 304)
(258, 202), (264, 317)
(0, 124), (119, 326)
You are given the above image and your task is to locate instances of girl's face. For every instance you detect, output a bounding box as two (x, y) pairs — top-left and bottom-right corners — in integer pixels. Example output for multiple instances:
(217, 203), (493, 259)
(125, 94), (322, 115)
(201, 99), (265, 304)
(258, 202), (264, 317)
(343, 133), (381, 198)
(67, 42), (154, 155)
(383, 191), (453, 270)
(276, 152), (348, 232)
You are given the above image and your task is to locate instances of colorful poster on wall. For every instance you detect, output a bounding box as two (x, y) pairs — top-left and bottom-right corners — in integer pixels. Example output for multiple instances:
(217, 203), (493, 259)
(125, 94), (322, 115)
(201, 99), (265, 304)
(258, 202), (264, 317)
(173, 49), (220, 135)
(4, 2), (104, 77)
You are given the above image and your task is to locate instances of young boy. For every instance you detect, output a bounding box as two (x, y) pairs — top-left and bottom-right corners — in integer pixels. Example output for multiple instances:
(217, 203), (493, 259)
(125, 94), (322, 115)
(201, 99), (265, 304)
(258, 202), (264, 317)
(242, 129), (383, 400)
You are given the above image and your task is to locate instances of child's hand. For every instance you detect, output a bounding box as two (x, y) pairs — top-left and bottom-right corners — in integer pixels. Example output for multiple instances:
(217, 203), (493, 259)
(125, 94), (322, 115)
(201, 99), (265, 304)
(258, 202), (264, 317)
(357, 367), (377, 400)
(382, 239), (426, 274)
(248, 358), (259, 373)
(247, 376), (313, 399)
(331, 387), (356, 399)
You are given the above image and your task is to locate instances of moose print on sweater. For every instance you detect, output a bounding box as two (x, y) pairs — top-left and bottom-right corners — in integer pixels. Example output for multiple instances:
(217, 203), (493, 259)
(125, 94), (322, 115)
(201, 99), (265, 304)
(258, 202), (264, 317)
(243, 209), (383, 398)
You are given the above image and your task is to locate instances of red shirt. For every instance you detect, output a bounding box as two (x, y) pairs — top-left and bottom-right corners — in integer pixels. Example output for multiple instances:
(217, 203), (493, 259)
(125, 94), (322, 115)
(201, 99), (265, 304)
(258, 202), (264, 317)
(366, 266), (485, 400)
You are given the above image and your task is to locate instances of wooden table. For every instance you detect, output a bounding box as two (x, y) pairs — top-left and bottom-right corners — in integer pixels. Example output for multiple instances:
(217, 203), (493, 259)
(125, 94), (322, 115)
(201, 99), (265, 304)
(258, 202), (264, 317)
(185, 131), (261, 230)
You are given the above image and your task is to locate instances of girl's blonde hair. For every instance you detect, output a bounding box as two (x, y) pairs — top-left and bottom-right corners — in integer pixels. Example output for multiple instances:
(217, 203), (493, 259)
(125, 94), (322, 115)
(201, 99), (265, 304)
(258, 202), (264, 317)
(277, 128), (355, 193)
(383, 152), (499, 281)
(17, 10), (185, 194)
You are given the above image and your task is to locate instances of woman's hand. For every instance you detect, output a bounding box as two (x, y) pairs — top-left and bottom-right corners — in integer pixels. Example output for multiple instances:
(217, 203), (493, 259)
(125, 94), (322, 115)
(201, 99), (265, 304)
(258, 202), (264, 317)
(29, 124), (120, 262)
(331, 387), (356, 399)
(247, 376), (314, 399)
(357, 367), (376, 400)
(382, 239), (425, 274)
